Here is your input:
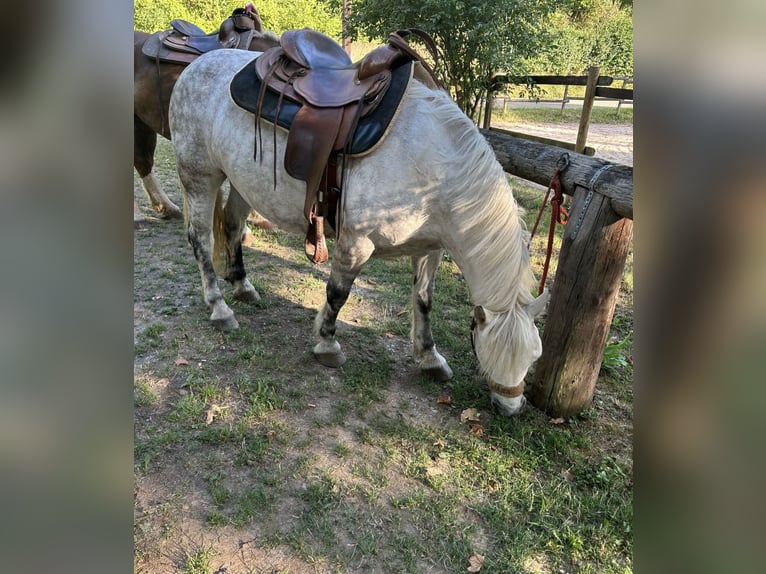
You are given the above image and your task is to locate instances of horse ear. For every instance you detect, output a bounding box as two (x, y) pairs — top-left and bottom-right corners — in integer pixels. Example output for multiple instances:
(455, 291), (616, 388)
(525, 289), (550, 318)
(473, 305), (487, 326)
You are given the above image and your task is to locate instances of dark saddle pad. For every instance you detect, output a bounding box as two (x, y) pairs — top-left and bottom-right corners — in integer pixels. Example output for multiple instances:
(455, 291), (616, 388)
(230, 55), (413, 156)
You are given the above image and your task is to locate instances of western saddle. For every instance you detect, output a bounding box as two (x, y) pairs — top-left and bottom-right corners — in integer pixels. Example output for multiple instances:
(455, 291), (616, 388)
(141, 4), (263, 65)
(252, 28), (443, 263)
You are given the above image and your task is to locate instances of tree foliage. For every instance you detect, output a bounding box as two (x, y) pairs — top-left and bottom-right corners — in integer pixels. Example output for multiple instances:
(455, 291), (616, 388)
(524, 0), (633, 77)
(347, 0), (557, 120)
(134, 0), (341, 37)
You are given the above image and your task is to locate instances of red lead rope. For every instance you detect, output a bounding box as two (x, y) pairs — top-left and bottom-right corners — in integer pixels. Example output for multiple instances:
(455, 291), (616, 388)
(528, 153), (570, 295)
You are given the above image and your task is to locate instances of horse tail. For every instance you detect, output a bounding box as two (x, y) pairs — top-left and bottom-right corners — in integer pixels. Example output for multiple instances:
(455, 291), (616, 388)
(212, 187), (227, 276)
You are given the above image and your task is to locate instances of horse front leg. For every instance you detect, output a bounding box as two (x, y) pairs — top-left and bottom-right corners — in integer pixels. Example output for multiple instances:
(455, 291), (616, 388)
(220, 185), (260, 302)
(412, 250), (453, 381)
(313, 240), (374, 367)
(184, 178), (239, 332)
(134, 118), (183, 220)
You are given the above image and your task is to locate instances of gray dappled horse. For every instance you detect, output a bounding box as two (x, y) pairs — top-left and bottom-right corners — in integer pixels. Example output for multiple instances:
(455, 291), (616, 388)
(169, 47), (548, 415)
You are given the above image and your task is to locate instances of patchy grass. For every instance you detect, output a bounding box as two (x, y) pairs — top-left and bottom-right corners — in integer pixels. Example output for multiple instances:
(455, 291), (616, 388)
(134, 137), (632, 573)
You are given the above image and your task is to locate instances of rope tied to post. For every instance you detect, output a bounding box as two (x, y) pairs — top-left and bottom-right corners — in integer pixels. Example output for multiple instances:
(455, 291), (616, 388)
(528, 152), (570, 295)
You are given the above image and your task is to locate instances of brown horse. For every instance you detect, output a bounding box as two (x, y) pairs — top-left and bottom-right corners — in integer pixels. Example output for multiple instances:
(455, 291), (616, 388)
(133, 5), (280, 222)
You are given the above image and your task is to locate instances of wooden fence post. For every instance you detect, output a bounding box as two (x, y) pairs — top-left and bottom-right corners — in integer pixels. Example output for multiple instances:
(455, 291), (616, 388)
(482, 85), (493, 129)
(480, 120), (634, 419)
(560, 84), (569, 114)
(480, 129), (633, 417)
(575, 66), (600, 154)
(527, 186), (633, 418)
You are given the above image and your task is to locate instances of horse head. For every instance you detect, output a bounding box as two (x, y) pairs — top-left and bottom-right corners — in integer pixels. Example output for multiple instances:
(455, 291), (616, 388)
(471, 290), (549, 415)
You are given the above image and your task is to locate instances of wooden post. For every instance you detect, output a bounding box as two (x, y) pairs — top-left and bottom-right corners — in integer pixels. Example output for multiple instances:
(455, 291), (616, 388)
(482, 87), (493, 129)
(560, 84), (569, 114)
(342, 0), (352, 56)
(527, 188), (633, 418)
(575, 66), (600, 154)
(479, 127), (633, 417)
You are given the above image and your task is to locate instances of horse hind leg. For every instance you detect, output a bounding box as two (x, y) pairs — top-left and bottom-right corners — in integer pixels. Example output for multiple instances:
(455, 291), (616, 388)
(313, 239), (375, 367)
(412, 250), (453, 381)
(183, 173), (239, 331)
(134, 117), (182, 220)
(216, 184), (260, 302)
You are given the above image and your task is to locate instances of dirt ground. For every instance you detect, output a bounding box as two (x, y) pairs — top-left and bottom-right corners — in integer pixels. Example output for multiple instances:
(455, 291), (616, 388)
(133, 116), (633, 573)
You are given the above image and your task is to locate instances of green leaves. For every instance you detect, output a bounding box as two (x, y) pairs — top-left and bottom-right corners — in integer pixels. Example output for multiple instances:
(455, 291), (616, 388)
(134, 0), (342, 37)
(350, 0), (557, 119)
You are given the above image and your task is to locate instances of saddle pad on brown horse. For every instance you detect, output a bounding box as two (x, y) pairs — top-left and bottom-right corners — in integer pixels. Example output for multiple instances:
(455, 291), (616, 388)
(229, 56), (414, 157)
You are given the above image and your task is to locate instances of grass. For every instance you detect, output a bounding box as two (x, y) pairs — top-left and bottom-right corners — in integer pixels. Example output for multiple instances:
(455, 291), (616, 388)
(134, 136), (633, 573)
(135, 322), (167, 355)
(183, 546), (214, 574)
(493, 104), (633, 125)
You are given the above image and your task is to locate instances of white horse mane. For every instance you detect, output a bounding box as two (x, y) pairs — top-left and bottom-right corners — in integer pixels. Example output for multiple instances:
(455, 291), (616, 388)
(406, 82), (537, 311)
(406, 82), (542, 385)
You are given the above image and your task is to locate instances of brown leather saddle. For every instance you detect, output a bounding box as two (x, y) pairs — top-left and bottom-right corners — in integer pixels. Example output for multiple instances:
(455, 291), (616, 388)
(141, 6), (263, 65)
(252, 28), (443, 263)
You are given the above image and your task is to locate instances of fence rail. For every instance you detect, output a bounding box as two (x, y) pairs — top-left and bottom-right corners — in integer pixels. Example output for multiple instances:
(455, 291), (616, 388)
(482, 67), (633, 154)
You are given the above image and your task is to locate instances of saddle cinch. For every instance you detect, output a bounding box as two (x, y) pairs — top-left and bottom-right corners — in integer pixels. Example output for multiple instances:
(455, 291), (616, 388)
(142, 6), (262, 65)
(249, 28), (443, 263)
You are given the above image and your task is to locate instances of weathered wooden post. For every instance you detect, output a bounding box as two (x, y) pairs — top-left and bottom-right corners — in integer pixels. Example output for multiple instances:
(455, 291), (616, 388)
(480, 129), (633, 418)
(575, 66), (600, 154)
(527, 182), (633, 417)
(482, 84), (493, 129)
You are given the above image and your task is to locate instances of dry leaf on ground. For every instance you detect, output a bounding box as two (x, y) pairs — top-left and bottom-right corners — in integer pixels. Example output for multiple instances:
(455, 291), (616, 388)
(467, 553), (485, 572)
(437, 395), (452, 405)
(204, 404), (225, 425)
(174, 357), (189, 366)
(468, 424), (484, 438)
(460, 408), (481, 423)
(550, 417), (565, 424)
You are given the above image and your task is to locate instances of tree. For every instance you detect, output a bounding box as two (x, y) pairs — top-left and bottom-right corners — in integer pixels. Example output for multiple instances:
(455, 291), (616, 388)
(134, 0), (342, 38)
(134, 0), (194, 33)
(253, 0), (341, 37)
(347, 0), (557, 121)
(524, 0), (632, 77)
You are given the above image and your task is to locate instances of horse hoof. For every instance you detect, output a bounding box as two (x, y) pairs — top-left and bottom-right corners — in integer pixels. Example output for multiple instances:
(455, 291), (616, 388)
(314, 350), (346, 368)
(422, 364), (453, 382)
(160, 206), (183, 220)
(211, 314), (239, 332)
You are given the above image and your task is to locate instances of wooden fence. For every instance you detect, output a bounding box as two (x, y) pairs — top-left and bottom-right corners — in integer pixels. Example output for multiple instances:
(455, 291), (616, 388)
(483, 66), (634, 157)
(479, 95), (633, 418)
